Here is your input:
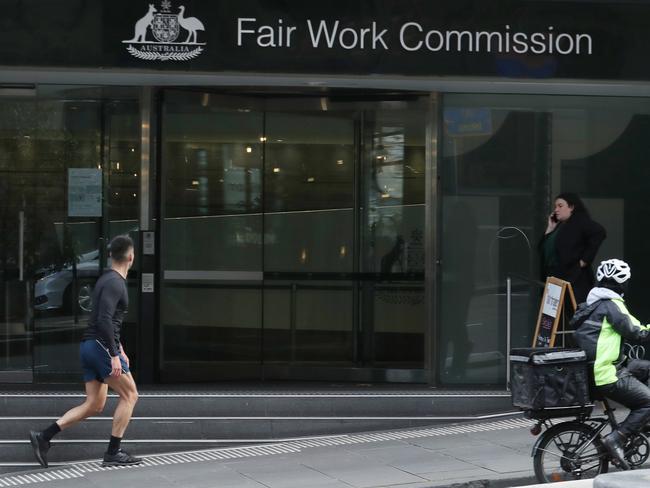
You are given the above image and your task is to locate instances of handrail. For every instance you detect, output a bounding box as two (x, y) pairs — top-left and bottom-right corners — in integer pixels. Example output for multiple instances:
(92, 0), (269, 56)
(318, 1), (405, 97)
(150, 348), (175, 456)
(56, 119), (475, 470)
(506, 277), (511, 391)
(505, 272), (545, 289)
(18, 211), (24, 282)
(263, 271), (425, 282)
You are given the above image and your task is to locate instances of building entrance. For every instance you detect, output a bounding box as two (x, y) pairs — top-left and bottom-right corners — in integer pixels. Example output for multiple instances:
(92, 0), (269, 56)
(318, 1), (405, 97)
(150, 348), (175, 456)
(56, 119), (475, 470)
(159, 89), (430, 383)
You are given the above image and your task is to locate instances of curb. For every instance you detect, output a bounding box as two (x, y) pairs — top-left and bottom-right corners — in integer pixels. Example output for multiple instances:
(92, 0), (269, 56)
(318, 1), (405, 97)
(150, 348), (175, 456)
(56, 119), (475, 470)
(428, 476), (539, 488)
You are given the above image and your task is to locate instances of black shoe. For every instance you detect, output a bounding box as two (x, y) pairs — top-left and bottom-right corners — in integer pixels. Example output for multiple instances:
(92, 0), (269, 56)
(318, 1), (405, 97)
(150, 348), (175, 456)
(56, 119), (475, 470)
(29, 430), (50, 468)
(602, 431), (630, 470)
(102, 449), (143, 467)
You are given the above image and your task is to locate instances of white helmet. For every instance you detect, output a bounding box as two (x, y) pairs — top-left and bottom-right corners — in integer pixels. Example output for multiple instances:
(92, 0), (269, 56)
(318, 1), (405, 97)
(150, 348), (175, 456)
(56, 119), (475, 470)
(596, 259), (631, 284)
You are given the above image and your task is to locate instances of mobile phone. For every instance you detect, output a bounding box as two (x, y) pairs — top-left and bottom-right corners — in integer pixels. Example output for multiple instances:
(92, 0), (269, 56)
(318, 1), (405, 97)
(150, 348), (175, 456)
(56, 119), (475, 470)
(550, 213), (558, 223)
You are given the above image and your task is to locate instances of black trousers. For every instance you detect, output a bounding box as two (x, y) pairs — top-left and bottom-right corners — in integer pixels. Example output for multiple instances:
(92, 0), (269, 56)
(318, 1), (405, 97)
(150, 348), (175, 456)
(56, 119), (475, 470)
(596, 359), (650, 437)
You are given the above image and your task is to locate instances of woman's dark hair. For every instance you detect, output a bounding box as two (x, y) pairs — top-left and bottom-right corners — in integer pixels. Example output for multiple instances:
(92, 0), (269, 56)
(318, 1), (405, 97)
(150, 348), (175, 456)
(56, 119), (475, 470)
(555, 192), (590, 218)
(109, 235), (134, 263)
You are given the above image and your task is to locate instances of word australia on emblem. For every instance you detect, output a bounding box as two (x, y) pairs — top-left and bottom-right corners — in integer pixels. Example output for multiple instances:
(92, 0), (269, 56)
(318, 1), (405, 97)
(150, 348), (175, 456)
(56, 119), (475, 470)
(122, 1), (206, 61)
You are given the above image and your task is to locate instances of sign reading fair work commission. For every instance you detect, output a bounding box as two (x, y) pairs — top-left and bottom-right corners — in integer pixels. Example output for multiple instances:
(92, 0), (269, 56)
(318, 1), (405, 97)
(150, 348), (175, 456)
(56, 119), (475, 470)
(11, 0), (648, 79)
(237, 19), (593, 56)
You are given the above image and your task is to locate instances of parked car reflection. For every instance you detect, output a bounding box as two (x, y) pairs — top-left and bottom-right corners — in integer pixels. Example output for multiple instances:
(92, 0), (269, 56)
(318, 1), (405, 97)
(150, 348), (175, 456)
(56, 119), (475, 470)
(34, 249), (101, 313)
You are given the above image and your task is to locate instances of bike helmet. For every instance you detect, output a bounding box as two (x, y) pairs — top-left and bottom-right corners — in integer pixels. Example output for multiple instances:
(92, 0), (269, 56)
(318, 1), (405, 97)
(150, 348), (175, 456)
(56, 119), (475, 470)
(596, 259), (631, 284)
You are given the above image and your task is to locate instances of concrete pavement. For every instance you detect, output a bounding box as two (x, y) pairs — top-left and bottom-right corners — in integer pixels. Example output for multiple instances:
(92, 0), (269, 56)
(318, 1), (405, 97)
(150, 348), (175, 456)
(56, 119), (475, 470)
(0, 415), (634, 488)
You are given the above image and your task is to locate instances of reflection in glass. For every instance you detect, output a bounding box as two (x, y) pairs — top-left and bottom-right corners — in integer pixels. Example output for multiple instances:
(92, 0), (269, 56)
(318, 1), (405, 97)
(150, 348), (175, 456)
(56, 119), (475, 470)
(361, 107), (426, 368)
(440, 94), (650, 384)
(263, 112), (355, 364)
(441, 104), (547, 385)
(161, 92), (264, 375)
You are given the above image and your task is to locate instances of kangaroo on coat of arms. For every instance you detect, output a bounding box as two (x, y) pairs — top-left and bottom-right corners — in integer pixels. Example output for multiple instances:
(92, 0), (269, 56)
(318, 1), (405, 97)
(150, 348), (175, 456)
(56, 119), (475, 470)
(128, 4), (157, 43)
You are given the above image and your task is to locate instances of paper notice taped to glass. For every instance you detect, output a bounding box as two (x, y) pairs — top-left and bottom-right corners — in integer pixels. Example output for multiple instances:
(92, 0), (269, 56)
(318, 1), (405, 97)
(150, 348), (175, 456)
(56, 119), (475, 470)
(68, 168), (102, 217)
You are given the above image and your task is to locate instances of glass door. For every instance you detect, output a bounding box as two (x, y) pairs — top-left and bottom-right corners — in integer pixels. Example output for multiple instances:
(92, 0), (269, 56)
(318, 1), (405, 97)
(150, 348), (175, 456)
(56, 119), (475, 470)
(359, 106), (426, 373)
(160, 90), (264, 381)
(159, 89), (429, 383)
(262, 109), (356, 373)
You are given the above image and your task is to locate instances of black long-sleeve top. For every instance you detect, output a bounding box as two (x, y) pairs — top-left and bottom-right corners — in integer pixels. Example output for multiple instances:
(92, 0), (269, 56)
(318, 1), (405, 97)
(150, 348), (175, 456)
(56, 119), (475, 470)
(82, 269), (128, 357)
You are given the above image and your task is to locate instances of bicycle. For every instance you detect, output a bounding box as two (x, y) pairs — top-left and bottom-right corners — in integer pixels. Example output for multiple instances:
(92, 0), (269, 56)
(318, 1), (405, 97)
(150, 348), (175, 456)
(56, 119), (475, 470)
(529, 398), (650, 483)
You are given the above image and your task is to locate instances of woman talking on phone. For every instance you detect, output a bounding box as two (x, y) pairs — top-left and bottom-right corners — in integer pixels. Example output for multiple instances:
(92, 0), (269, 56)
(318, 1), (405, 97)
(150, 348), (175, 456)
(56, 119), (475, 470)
(540, 192), (606, 303)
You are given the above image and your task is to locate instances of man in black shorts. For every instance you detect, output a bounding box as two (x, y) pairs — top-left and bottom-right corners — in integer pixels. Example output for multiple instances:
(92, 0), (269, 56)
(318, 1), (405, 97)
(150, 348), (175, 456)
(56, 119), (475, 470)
(29, 235), (141, 468)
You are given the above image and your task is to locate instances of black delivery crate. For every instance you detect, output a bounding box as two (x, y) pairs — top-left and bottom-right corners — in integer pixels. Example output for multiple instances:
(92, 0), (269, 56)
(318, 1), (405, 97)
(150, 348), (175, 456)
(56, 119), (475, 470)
(510, 348), (591, 412)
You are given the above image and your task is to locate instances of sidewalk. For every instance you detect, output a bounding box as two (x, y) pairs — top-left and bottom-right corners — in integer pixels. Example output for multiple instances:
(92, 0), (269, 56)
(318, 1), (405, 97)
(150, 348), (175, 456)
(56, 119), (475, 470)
(0, 416), (595, 488)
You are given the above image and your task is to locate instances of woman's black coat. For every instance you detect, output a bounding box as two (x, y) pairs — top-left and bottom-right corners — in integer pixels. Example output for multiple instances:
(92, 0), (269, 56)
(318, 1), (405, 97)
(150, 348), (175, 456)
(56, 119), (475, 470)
(540, 212), (607, 303)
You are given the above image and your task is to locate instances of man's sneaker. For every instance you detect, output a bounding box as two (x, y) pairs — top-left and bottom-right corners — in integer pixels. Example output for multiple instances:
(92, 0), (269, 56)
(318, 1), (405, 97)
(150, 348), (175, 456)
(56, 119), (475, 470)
(29, 430), (50, 468)
(102, 449), (143, 467)
(602, 431), (630, 470)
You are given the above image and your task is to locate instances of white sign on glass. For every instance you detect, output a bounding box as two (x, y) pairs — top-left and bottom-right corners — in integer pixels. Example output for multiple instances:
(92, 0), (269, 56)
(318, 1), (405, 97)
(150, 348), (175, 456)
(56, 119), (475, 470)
(68, 168), (102, 217)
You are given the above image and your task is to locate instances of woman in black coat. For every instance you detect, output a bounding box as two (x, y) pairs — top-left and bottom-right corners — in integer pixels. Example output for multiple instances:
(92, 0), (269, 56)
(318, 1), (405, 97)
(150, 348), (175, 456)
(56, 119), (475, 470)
(540, 193), (606, 303)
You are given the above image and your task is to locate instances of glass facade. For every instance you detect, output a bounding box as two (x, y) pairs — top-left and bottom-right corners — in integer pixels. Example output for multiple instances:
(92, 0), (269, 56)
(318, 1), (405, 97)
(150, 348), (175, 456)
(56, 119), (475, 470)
(3, 85), (650, 386)
(0, 86), (141, 382)
(440, 94), (650, 385)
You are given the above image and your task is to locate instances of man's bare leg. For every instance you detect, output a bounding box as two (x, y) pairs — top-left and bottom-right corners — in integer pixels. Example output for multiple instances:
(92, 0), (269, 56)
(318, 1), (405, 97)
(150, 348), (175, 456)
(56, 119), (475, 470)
(30, 380), (107, 467)
(57, 380), (108, 429)
(104, 372), (138, 437)
(101, 372), (141, 466)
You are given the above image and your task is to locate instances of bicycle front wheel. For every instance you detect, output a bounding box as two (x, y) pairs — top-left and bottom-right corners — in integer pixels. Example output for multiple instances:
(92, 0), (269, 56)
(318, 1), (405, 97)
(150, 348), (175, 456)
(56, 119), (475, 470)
(533, 421), (608, 483)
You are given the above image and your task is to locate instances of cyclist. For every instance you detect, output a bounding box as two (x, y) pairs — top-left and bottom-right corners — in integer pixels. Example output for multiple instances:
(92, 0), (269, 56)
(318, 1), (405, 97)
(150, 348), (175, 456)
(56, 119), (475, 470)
(572, 258), (650, 470)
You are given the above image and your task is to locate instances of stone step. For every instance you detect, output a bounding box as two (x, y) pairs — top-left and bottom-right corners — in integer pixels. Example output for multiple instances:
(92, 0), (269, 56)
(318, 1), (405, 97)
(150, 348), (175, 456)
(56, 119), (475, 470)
(0, 388), (516, 473)
(1, 416), (455, 441)
(0, 392), (513, 417)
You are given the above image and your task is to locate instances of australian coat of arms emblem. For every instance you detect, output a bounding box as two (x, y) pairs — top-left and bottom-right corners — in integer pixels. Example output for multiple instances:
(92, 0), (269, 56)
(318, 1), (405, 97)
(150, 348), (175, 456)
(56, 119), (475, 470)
(122, 1), (205, 61)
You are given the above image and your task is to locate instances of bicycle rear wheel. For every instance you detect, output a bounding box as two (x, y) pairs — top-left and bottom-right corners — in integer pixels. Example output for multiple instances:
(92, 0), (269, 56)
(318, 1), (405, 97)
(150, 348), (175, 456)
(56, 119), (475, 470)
(533, 422), (608, 483)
